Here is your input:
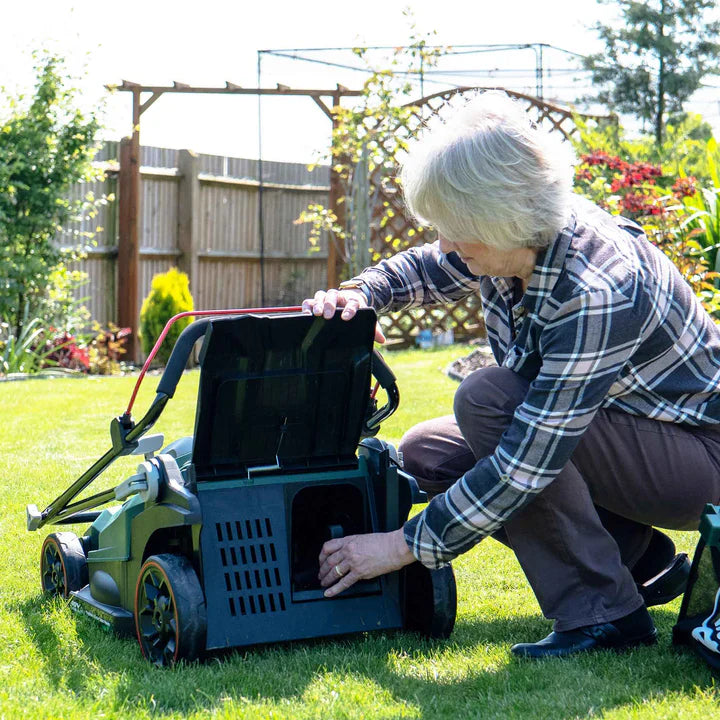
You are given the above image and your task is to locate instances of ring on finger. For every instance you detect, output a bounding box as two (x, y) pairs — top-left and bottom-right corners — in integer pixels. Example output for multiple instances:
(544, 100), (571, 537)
(334, 565), (344, 577)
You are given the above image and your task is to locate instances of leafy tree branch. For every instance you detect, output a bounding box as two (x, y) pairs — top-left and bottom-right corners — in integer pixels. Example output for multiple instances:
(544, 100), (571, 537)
(583, 0), (720, 145)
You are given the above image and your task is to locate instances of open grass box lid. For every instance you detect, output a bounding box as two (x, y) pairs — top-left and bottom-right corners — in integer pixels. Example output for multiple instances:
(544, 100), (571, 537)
(191, 309), (376, 479)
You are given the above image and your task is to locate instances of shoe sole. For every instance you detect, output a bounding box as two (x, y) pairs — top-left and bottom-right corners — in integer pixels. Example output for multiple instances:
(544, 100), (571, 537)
(639, 554), (690, 607)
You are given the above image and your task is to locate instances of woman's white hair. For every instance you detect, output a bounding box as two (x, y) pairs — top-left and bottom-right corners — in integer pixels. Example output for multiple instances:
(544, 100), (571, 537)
(401, 91), (576, 250)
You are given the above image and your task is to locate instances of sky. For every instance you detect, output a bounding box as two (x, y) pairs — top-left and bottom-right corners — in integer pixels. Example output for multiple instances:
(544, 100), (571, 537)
(1, 0), (719, 165)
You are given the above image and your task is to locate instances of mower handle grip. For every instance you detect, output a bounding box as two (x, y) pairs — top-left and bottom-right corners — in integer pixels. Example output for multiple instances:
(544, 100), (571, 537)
(364, 350), (400, 433)
(156, 319), (212, 399)
(371, 349), (396, 391)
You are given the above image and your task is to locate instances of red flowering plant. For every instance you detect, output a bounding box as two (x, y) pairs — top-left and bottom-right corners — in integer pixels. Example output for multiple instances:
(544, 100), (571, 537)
(87, 322), (131, 375)
(574, 151), (720, 318)
(30, 322), (131, 375)
(672, 176), (699, 199)
(37, 330), (91, 372)
(574, 151), (668, 219)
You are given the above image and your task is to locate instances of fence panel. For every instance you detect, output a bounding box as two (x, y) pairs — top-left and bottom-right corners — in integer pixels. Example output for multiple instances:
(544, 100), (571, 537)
(138, 171), (182, 320)
(198, 179), (259, 254)
(62, 144), (329, 331)
(68, 253), (116, 326)
(195, 258), (262, 310)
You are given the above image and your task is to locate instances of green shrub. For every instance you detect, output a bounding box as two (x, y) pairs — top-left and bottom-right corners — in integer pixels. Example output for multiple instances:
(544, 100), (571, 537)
(139, 267), (194, 365)
(0, 52), (103, 336)
(43, 263), (91, 334)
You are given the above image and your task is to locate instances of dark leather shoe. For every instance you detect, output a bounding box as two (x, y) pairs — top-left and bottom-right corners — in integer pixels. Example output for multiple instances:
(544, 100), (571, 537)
(637, 553), (690, 607)
(511, 608), (658, 659)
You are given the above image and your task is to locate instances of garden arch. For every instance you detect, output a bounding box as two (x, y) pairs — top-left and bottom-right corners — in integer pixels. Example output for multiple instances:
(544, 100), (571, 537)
(114, 81), (363, 359)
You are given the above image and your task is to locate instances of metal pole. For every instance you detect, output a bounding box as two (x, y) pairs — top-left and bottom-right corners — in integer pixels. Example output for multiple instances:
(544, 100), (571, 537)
(535, 44), (544, 100)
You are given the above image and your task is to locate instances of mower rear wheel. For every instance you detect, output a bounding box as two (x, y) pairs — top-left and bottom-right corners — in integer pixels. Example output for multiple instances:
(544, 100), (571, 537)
(134, 554), (206, 666)
(403, 562), (457, 639)
(40, 532), (88, 598)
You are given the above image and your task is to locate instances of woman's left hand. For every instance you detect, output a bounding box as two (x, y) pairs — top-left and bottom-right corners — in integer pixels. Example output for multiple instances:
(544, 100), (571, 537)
(318, 528), (416, 597)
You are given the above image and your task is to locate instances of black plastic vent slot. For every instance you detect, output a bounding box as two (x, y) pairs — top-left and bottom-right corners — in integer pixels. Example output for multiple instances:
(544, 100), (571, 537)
(215, 518), (287, 616)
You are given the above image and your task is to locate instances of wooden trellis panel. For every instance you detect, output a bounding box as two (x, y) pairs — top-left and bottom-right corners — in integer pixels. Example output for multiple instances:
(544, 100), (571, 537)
(367, 87), (613, 347)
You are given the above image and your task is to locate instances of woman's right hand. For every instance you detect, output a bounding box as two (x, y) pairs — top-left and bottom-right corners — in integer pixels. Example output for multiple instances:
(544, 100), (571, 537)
(302, 288), (386, 343)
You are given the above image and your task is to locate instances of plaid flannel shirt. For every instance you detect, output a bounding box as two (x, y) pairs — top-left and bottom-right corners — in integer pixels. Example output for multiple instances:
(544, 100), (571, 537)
(357, 196), (720, 568)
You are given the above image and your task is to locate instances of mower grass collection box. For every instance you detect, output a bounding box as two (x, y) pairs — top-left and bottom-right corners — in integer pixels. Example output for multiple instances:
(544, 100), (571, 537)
(28, 308), (456, 665)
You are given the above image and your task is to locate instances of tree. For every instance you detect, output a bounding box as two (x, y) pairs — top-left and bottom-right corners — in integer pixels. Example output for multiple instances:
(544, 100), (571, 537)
(0, 53), (103, 335)
(583, 0), (720, 145)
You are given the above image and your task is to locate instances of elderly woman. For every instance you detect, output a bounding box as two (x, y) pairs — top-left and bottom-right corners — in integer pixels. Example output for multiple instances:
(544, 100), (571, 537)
(302, 92), (720, 659)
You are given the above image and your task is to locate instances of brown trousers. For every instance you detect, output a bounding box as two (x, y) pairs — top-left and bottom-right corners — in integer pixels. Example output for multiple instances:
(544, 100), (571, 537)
(399, 366), (720, 631)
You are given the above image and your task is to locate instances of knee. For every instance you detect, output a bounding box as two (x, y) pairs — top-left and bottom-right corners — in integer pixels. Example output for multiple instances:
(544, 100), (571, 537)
(398, 420), (436, 479)
(398, 417), (474, 496)
(453, 366), (528, 433)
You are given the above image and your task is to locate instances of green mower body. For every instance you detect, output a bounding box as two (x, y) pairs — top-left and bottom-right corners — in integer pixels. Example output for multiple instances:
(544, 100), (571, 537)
(31, 309), (457, 665)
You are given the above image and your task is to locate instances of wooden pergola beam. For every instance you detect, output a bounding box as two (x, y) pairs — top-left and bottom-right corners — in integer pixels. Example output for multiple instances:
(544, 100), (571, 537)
(110, 80), (363, 100)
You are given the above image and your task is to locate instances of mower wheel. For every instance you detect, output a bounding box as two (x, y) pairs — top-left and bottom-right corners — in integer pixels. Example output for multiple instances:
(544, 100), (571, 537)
(40, 532), (88, 598)
(403, 562), (457, 639)
(134, 554), (206, 666)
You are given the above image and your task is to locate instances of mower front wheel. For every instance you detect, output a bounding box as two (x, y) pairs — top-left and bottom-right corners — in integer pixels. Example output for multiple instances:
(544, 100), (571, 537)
(402, 562), (457, 639)
(40, 532), (88, 598)
(134, 554), (207, 666)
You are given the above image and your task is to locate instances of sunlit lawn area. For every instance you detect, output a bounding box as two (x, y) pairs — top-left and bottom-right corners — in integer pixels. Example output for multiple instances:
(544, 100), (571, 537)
(0, 345), (717, 719)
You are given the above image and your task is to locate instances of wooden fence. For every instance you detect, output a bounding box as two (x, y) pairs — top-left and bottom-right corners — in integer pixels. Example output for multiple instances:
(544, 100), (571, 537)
(65, 143), (331, 333)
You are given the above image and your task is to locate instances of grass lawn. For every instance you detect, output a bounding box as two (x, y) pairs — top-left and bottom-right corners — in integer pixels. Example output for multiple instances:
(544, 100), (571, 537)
(1, 345), (717, 719)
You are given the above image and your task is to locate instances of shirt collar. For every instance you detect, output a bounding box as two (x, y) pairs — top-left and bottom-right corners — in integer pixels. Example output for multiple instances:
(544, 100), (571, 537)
(520, 208), (577, 313)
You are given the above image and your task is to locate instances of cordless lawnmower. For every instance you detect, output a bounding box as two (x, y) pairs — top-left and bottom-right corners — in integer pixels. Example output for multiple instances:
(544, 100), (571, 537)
(27, 307), (456, 665)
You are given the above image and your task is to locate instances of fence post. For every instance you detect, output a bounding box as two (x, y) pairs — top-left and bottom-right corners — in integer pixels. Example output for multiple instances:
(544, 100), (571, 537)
(117, 136), (140, 362)
(177, 149), (200, 300)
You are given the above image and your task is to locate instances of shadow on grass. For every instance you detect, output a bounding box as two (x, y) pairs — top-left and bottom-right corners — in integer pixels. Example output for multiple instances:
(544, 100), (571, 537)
(13, 594), (718, 719)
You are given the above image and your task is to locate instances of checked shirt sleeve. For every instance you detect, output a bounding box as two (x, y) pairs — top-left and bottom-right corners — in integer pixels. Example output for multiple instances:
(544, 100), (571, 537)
(356, 242), (480, 311)
(404, 288), (647, 568)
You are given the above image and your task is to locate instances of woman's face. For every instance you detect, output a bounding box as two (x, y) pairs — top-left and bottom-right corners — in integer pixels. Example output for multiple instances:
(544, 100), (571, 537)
(439, 235), (525, 278)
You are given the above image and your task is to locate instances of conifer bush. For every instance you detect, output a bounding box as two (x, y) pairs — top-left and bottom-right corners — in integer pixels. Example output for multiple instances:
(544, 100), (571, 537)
(139, 267), (194, 365)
